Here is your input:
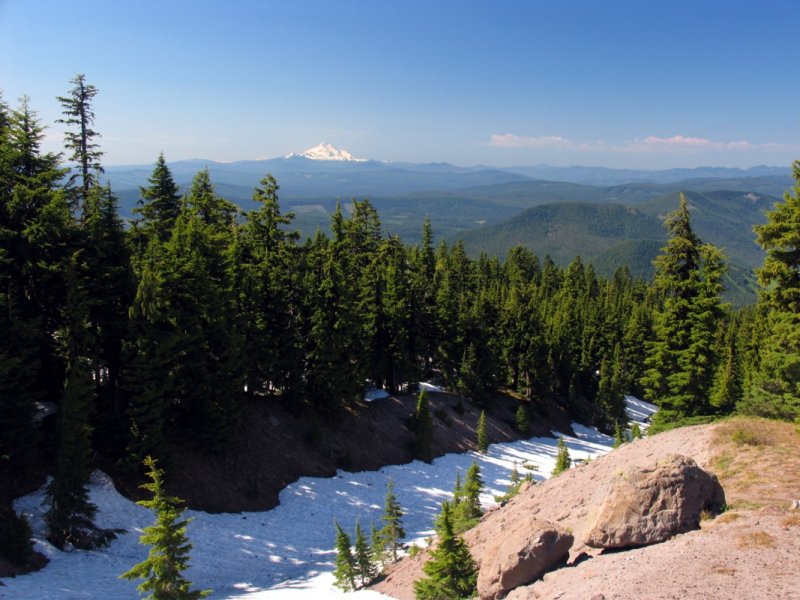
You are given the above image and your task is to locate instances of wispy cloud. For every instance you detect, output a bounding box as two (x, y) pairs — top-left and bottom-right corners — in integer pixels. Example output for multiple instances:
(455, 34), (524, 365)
(489, 133), (774, 153)
(489, 134), (580, 149)
(631, 135), (752, 151)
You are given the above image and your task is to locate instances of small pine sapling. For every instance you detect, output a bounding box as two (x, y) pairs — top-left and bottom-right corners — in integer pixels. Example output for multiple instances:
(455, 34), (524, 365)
(551, 437), (571, 476)
(353, 520), (376, 587)
(476, 410), (488, 453)
(631, 422), (643, 439)
(613, 422), (625, 448)
(333, 521), (357, 592)
(515, 404), (530, 435)
(413, 501), (477, 600)
(414, 390), (433, 462)
(451, 462), (483, 533)
(494, 462), (523, 504)
(120, 456), (210, 599)
(379, 478), (405, 562)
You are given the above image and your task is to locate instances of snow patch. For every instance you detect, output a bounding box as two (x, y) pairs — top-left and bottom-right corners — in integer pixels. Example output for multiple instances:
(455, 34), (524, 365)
(288, 143), (367, 162)
(5, 401), (647, 599)
(625, 395), (658, 430)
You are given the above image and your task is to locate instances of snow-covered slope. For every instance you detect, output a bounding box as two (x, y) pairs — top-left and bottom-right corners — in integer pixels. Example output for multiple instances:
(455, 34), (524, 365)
(287, 142), (367, 162)
(5, 401), (658, 599)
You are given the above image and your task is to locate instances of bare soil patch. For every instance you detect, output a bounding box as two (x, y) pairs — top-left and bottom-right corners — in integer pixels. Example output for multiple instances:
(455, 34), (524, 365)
(141, 390), (570, 512)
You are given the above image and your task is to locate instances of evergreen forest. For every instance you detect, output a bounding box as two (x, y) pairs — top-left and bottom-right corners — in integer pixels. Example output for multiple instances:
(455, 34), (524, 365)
(1, 76), (799, 565)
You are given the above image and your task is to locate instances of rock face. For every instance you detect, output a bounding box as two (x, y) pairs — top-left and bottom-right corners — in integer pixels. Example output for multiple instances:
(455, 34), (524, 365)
(372, 426), (723, 600)
(584, 454), (725, 549)
(477, 518), (573, 600)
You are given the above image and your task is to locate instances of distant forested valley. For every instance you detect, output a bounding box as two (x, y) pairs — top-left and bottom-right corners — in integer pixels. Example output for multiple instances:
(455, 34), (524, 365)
(1, 76), (798, 567)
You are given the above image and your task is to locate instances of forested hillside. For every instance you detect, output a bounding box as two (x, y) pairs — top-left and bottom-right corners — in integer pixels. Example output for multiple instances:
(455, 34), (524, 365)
(1, 77), (798, 571)
(460, 189), (774, 304)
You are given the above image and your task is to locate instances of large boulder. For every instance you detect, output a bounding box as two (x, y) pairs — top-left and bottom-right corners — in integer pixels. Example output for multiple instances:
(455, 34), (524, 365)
(584, 454), (725, 549)
(477, 517), (573, 600)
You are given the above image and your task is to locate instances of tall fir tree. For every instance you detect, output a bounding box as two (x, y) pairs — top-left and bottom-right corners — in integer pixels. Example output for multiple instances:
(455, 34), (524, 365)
(0, 95), (65, 479)
(133, 153), (181, 246)
(57, 74), (103, 216)
(83, 183), (132, 437)
(46, 256), (103, 549)
(121, 456), (210, 599)
(709, 317), (743, 413)
(641, 194), (726, 424)
(745, 161), (800, 420)
(122, 238), (179, 469)
(233, 174), (303, 405)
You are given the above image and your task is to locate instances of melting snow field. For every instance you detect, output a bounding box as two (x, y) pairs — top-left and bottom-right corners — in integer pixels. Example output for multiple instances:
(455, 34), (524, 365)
(5, 397), (656, 599)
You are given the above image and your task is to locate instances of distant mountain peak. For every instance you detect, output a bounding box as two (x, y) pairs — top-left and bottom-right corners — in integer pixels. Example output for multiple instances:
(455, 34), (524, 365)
(288, 142), (367, 162)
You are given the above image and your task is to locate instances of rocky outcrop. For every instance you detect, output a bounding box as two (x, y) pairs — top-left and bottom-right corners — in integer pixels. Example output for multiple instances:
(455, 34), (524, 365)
(372, 425), (722, 600)
(477, 518), (573, 600)
(584, 454), (725, 549)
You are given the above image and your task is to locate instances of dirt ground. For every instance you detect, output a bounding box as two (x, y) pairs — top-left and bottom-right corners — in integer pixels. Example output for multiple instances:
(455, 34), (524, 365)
(373, 417), (800, 600)
(156, 390), (573, 513)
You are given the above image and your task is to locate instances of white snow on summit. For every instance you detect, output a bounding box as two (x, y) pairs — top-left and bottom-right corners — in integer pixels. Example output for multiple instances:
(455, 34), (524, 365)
(288, 142), (367, 162)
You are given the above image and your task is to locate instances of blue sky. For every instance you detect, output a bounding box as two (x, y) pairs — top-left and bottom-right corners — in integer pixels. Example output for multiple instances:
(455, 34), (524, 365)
(1, 0), (798, 168)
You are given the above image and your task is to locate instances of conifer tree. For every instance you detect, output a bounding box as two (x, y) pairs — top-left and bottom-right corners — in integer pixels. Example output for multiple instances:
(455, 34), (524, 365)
(121, 456), (210, 599)
(378, 478), (405, 563)
(451, 462), (484, 533)
(596, 350), (626, 432)
(122, 245), (176, 468)
(133, 153), (181, 245)
(333, 521), (357, 592)
(353, 520), (376, 587)
(630, 423), (642, 439)
(46, 257), (102, 550)
(1, 95), (71, 433)
(163, 206), (244, 446)
(233, 173), (302, 405)
(709, 318), (742, 413)
(613, 422), (625, 448)
(476, 410), (488, 453)
(57, 74), (103, 215)
(641, 194), (726, 424)
(552, 437), (571, 476)
(456, 342), (481, 401)
(745, 162), (800, 419)
(0, 504), (33, 567)
(304, 206), (365, 412)
(494, 462), (524, 504)
(413, 216), (439, 374)
(515, 404), (530, 435)
(413, 501), (477, 600)
(414, 389), (433, 462)
(83, 183), (132, 431)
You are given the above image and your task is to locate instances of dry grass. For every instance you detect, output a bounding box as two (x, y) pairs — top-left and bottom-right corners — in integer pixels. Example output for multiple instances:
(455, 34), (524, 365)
(715, 417), (798, 448)
(782, 514), (800, 527)
(710, 417), (800, 511)
(736, 530), (777, 549)
(727, 500), (764, 510)
(714, 512), (742, 524)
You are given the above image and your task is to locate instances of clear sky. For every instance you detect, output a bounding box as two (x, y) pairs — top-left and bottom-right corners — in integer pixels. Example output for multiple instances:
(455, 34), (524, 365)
(1, 0), (798, 168)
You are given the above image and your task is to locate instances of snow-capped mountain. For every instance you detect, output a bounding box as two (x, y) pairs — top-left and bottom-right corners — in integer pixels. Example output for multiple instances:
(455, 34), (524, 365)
(288, 142), (367, 162)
